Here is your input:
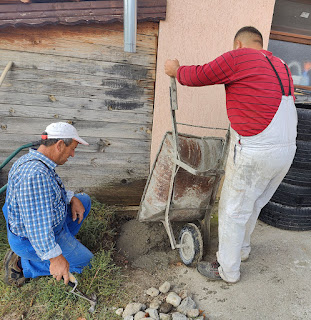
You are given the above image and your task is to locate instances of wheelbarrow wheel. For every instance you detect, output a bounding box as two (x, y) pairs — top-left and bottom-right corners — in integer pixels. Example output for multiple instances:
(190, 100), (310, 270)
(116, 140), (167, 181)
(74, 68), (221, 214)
(178, 223), (203, 267)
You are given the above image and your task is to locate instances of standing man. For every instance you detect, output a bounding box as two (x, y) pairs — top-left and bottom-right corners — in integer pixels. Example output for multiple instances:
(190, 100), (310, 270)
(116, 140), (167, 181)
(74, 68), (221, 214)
(165, 26), (297, 283)
(2, 122), (93, 287)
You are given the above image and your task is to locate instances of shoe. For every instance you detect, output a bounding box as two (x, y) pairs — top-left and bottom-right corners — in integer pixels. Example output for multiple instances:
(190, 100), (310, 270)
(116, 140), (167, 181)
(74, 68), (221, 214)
(197, 261), (222, 281)
(3, 250), (26, 287)
(241, 252), (249, 262)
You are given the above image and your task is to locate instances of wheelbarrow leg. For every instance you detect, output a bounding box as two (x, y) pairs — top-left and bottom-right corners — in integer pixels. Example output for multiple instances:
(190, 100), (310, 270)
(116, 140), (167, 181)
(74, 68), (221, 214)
(162, 162), (179, 250)
(161, 77), (181, 250)
(202, 131), (230, 256)
(202, 174), (222, 257)
(202, 205), (212, 257)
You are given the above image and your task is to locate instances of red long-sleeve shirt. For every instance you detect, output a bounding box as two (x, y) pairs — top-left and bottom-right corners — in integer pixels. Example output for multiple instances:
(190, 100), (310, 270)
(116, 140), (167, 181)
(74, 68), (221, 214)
(177, 48), (295, 136)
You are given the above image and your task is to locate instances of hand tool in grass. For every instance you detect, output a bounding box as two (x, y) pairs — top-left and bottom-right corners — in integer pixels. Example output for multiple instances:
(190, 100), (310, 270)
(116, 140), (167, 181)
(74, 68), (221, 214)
(67, 272), (97, 313)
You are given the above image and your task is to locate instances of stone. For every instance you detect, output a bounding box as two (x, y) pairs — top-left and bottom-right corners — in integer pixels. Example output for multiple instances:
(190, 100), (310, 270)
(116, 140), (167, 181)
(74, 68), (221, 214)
(194, 317), (204, 320)
(187, 309), (200, 318)
(158, 294), (167, 302)
(124, 317), (134, 320)
(179, 289), (191, 300)
(159, 302), (173, 314)
(116, 308), (124, 316)
(177, 297), (197, 315)
(160, 313), (172, 320)
(150, 298), (161, 309)
(134, 311), (146, 320)
(171, 312), (187, 320)
(123, 303), (143, 318)
(145, 308), (159, 320)
(166, 292), (181, 307)
(159, 281), (171, 294)
(146, 287), (160, 297)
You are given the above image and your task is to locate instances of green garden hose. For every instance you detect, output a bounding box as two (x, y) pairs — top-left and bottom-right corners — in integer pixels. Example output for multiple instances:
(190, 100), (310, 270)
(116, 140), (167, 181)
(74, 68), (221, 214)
(0, 141), (40, 195)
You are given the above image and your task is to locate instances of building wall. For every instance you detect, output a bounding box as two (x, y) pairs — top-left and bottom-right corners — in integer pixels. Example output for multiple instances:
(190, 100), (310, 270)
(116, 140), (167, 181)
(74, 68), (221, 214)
(151, 0), (276, 163)
(0, 22), (158, 205)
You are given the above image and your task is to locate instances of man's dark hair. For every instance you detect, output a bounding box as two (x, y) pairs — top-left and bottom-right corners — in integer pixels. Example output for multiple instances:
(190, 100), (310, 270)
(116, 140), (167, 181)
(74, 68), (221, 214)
(234, 26), (263, 47)
(40, 132), (73, 147)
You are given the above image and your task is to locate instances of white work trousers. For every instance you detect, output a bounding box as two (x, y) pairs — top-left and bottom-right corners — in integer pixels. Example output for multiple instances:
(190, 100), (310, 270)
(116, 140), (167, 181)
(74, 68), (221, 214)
(217, 96), (297, 283)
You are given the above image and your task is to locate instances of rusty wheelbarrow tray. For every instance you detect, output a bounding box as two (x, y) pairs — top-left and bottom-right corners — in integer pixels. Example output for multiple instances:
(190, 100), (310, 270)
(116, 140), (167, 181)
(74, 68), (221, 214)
(137, 78), (230, 266)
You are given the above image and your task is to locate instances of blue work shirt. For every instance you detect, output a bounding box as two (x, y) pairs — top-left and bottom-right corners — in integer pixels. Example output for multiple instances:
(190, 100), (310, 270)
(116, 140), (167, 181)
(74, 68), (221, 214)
(5, 149), (74, 260)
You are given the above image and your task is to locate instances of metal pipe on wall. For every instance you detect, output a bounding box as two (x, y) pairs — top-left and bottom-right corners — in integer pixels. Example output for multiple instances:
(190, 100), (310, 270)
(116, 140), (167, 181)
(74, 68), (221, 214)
(124, 0), (137, 53)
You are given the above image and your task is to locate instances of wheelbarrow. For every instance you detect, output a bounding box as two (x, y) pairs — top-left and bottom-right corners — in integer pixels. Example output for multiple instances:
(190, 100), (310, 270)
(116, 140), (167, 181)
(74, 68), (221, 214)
(137, 77), (230, 266)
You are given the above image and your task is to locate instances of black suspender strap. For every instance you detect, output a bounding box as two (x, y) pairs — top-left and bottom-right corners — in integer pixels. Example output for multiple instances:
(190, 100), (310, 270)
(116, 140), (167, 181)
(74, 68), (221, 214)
(264, 55), (285, 96)
(284, 63), (291, 96)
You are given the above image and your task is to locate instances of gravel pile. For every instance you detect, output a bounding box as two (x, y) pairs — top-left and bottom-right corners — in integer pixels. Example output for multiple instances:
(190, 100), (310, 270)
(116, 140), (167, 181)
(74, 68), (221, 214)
(114, 281), (208, 320)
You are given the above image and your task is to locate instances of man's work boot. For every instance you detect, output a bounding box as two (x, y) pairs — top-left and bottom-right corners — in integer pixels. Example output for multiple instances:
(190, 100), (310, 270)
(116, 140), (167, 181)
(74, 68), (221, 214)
(197, 261), (222, 281)
(3, 250), (26, 287)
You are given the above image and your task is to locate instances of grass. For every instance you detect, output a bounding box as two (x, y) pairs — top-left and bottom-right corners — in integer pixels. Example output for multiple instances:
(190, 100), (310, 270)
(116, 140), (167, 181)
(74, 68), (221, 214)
(0, 198), (127, 320)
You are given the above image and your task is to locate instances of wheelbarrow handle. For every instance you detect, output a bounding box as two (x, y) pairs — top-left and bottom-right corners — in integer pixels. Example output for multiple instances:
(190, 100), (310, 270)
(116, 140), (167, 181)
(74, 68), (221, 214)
(170, 77), (178, 111)
(169, 77), (180, 158)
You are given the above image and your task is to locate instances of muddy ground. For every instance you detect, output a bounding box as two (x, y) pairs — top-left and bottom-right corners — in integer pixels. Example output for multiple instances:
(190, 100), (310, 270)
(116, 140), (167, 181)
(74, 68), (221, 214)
(116, 216), (311, 320)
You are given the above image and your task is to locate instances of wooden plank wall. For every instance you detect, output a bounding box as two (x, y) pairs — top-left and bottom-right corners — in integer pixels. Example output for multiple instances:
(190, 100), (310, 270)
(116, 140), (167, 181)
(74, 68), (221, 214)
(0, 22), (158, 205)
(0, 0), (167, 27)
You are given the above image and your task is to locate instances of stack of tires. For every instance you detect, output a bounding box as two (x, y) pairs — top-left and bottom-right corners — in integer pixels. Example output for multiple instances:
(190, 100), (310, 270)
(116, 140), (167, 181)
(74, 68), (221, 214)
(259, 103), (311, 231)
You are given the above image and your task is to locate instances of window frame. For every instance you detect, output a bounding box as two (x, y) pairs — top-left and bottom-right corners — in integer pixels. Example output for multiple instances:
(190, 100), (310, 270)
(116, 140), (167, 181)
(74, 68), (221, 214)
(270, 29), (311, 91)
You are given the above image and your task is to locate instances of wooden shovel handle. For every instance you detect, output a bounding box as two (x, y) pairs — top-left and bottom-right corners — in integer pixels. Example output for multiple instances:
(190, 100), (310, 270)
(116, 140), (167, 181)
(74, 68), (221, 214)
(0, 61), (13, 87)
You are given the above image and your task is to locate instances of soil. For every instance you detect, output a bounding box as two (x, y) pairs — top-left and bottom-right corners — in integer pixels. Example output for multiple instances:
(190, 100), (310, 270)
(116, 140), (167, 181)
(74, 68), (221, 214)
(116, 219), (180, 270)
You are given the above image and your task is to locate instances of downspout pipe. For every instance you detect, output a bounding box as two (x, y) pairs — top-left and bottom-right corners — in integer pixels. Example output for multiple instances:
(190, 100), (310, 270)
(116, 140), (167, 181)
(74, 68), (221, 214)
(124, 0), (137, 53)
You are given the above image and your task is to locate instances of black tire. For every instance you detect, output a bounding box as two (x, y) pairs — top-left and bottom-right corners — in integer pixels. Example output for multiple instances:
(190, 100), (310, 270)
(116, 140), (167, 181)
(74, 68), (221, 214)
(259, 201), (311, 231)
(296, 107), (311, 141)
(296, 103), (311, 110)
(178, 223), (203, 267)
(270, 182), (311, 207)
(295, 140), (311, 160)
(283, 167), (311, 187)
(291, 140), (311, 170)
(263, 103), (311, 231)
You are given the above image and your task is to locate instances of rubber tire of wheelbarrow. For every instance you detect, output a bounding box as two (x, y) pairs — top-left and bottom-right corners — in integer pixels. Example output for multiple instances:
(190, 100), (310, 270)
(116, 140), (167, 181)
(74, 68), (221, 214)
(178, 223), (203, 267)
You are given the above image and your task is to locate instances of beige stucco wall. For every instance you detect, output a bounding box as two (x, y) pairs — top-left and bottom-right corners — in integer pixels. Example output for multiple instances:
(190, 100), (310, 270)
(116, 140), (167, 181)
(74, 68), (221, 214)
(151, 0), (276, 163)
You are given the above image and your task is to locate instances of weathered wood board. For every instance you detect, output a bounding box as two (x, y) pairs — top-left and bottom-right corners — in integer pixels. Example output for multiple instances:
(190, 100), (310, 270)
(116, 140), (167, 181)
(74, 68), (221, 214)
(0, 22), (158, 204)
(0, 0), (167, 28)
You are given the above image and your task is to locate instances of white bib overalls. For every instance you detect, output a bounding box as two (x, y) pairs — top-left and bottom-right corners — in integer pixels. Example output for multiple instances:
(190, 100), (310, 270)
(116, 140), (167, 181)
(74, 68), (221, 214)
(216, 55), (297, 283)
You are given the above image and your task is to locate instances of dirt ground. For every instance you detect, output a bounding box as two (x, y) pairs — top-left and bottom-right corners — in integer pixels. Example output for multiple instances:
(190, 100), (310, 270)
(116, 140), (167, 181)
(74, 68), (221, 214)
(116, 216), (311, 320)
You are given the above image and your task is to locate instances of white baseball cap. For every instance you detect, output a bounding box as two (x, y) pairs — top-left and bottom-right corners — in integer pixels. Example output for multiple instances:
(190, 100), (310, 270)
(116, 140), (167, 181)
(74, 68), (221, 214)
(42, 122), (89, 146)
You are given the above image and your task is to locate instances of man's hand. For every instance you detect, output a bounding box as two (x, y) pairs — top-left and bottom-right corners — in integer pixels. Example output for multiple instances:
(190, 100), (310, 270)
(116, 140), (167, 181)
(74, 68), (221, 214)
(70, 196), (85, 224)
(50, 254), (70, 284)
(165, 59), (180, 77)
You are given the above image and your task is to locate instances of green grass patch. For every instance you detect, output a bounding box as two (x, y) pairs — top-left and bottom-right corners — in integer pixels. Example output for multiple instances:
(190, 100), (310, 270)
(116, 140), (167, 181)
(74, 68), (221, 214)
(0, 198), (127, 320)
(76, 199), (117, 253)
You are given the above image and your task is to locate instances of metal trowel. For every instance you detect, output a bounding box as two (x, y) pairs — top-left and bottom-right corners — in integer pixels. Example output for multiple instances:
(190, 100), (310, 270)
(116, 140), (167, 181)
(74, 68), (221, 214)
(67, 272), (97, 313)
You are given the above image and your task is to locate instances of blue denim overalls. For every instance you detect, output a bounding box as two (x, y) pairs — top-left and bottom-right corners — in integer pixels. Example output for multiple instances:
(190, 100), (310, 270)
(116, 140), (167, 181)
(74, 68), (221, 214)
(3, 174), (93, 278)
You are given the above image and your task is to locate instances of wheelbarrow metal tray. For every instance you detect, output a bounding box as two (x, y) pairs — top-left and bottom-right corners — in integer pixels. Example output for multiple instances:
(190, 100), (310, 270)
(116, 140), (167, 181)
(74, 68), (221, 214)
(138, 131), (224, 222)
